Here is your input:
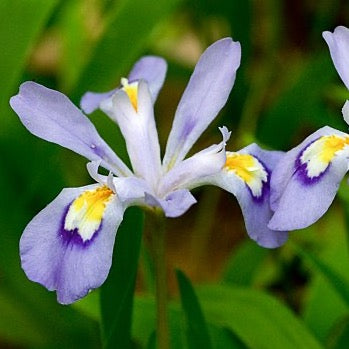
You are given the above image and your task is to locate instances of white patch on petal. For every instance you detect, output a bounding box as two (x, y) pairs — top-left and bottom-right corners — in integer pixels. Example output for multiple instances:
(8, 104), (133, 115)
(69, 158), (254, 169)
(64, 186), (114, 242)
(224, 152), (268, 198)
(300, 135), (349, 178)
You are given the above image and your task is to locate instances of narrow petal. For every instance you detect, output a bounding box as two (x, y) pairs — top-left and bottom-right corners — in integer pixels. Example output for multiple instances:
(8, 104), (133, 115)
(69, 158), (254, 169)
(105, 81), (162, 188)
(158, 127), (230, 196)
(194, 144), (287, 248)
(162, 38), (241, 170)
(10, 82), (131, 176)
(269, 126), (349, 231)
(145, 190), (197, 218)
(80, 56), (167, 114)
(323, 26), (349, 89)
(342, 100), (349, 125)
(20, 184), (124, 304)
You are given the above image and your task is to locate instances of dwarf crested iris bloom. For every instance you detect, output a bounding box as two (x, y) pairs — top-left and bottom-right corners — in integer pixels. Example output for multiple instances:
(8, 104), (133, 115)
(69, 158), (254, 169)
(268, 26), (349, 231)
(11, 38), (286, 304)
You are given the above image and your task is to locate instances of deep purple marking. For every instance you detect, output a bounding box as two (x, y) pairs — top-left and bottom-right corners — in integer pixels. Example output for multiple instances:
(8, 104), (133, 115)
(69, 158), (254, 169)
(294, 137), (330, 185)
(58, 202), (101, 249)
(245, 154), (271, 204)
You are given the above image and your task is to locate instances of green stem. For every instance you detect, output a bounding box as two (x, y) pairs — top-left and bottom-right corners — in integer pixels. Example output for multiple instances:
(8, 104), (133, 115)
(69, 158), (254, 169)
(148, 209), (169, 349)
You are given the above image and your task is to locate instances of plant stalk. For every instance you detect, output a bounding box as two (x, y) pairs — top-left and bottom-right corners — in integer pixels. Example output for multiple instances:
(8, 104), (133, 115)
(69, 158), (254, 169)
(148, 208), (169, 349)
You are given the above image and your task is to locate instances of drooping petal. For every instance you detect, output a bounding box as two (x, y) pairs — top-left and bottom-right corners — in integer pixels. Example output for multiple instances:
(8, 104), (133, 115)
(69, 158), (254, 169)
(162, 38), (241, 170)
(158, 126), (231, 196)
(323, 26), (349, 89)
(10, 82), (131, 177)
(20, 184), (124, 304)
(103, 80), (162, 188)
(190, 144), (287, 248)
(145, 190), (197, 218)
(80, 56), (167, 114)
(269, 126), (349, 231)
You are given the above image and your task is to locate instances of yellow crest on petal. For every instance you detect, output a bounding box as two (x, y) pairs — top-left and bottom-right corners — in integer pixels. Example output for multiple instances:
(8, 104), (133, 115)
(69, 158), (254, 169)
(224, 152), (268, 198)
(300, 135), (349, 178)
(64, 186), (114, 242)
(121, 78), (139, 112)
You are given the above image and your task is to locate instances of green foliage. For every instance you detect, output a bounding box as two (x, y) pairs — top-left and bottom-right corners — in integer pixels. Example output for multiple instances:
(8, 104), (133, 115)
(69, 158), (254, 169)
(71, 0), (184, 101)
(197, 285), (323, 349)
(100, 207), (144, 348)
(2, 0), (349, 348)
(223, 240), (268, 286)
(0, 0), (58, 131)
(176, 269), (213, 349)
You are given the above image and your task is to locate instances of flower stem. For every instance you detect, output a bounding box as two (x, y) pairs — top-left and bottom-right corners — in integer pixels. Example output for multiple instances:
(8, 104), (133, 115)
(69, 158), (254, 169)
(148, 208), (169, 349)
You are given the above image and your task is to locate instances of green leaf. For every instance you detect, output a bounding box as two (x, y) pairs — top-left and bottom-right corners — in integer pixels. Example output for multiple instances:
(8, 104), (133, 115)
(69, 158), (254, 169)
(293, 242), (349, 308)
(222, 240), (268, 286)
(176, 269), (213, 349)
(58, 0), (92, 91)
(197, 284), (323, 349)
(72, 0), (183, 100)
(0, 0), (58, 132)
(209, 325), (246, 349)
(327, 314), (349, 349)
(132, 296), (186, 349)
(100, 207), (144, 349)
(257, 53), (340, 149)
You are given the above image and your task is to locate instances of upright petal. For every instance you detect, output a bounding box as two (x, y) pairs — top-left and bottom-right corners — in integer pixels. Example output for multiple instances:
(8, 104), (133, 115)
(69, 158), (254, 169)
(158, 127), (230, 196)
(162, 38), (241, 170)
(323, 26), (349, 89)
(269, 126), (349, 231)
(20, 184), (124, 304)
(191, 144), (287, 248)
(10, 82), (131, 177)
(80, 56), (167, 114)
(104, 80), (162, 188)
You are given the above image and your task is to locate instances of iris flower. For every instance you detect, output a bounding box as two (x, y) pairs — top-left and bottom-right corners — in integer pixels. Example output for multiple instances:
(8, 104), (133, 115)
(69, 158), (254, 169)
(268, 26), (349, 231)
(11, 38), (286, 304)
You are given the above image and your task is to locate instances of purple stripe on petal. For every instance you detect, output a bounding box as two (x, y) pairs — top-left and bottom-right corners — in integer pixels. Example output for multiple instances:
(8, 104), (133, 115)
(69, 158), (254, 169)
(245, 155), (271, 204)
(20, 185), (124, 304)
(293, 138), (328, 185)
(58, 203), (101, 248)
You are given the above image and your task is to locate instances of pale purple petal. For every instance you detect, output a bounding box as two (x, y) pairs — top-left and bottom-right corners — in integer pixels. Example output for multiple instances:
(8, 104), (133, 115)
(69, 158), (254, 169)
(128, 56), (167, 101)
(200, 144), (287, 248)
(342, 100), (349, 125)
(86, 160), (151, 205)
(106, 81), (162, 188)
(323, 26), (349, 89)
(113, 176), (151, 205)
(10, 82), (131, 176)
(80, 90), (116, 114)
(20, 185), (124, 304)
(159, 126), (230, 196)
(80, 56), (167, 114)
(162, 38), (241, 170)
(145, 190), (197, 218)
(269, 126), (349, 231)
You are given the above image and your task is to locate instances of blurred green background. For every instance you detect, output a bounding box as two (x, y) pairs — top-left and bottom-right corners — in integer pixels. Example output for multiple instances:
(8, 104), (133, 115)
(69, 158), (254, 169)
(2, 0), (349, 348)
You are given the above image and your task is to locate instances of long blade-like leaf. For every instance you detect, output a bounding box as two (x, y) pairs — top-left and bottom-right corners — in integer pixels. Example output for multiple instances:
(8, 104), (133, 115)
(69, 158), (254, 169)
(176, 269), (213, 349)
(100, 207), (144, 349)
(0, 0), (58, 131)
(72, 0), (182, 101)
